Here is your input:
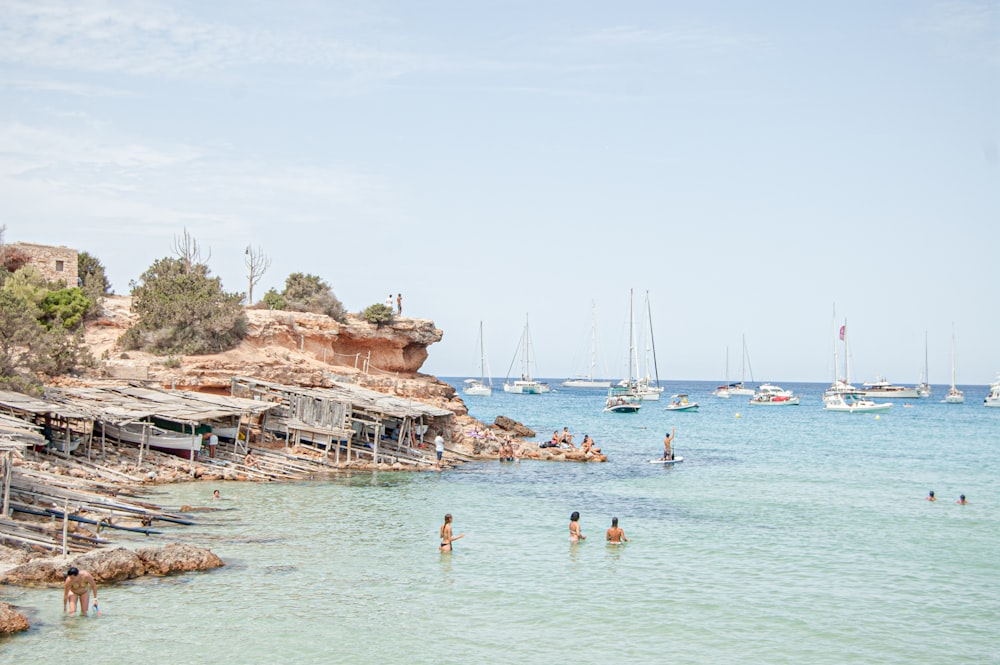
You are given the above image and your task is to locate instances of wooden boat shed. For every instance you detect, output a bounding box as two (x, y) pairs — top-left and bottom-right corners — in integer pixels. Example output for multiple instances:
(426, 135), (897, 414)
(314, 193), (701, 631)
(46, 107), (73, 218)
(46, 384), (280, 457)
(0, 389), (94, 459)
(0, 414), (45, 519)
(230, 377), (454, 466)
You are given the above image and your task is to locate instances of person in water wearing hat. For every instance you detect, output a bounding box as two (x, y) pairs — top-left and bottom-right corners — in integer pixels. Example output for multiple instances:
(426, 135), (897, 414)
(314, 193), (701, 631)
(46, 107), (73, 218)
(957, 494), (968, 505)
(927, 491), (936, 502)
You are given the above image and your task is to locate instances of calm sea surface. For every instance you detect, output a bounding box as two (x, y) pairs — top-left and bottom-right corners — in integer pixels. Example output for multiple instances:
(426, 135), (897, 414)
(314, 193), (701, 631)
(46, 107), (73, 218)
(3, 380), (998, 664)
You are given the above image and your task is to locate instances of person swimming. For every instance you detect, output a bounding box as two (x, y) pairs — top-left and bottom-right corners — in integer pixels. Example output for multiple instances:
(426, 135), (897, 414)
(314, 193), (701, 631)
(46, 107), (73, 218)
(569, 511), (586, 543)
(606, 516), (628, 545)
(927, 490), (936, 501)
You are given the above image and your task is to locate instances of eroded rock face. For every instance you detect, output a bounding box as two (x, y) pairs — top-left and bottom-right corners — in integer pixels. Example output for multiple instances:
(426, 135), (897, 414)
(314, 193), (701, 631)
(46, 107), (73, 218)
(72, 548), (146, 583)
(0, 602), (30, 634)
(136, 542), (224, 575)
(493, 416), (535, 438)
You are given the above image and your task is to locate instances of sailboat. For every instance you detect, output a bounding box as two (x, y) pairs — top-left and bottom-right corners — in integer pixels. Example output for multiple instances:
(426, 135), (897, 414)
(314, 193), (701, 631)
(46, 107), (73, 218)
(713, 347), (732, 398)
(632, 290), (664, 401)
(823, 308), (858, 404)
(728, 335), (755, 396)
(605, 290), (642, 413)
(944, 324), (964, 404)
(916, 331), (932, 398)
(463, 321), (493, 397)
(503, 315), (551, 394)
(562, 302), (611, 389)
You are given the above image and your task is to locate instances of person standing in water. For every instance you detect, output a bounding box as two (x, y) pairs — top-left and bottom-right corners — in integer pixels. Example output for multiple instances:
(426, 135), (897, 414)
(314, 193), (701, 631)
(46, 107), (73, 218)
(439, 514), (465, 552)
(569, 511), (586, 543)
(927, 491), (936, 502)
(606, 517), (629, 544)
(662, 427), (675, 460)
(63, 566), (98, 615)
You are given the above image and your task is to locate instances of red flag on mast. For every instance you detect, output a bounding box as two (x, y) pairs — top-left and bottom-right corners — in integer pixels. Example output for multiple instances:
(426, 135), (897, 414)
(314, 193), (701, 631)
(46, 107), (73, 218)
(839, 325), (846, 341)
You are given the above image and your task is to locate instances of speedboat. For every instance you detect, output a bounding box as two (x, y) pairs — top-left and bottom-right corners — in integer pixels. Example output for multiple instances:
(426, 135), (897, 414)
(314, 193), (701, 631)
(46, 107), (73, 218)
(664, 394), (699, 412)
(749, 383), (800, 405)
(604, 387), (642, 413)
(985, 378), (1000, 408)
(824, 394), (892, 413)
(857, 377), (921, 399)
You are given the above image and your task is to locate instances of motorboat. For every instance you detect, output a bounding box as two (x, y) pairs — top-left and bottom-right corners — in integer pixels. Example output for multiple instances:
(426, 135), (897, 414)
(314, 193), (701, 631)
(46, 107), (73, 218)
(985, 378), (1000, 408)
(99, 420), (202, 460)
(502, 315), (550, 395)
(857, 378), (921, 399)
(664, 394), (699, 411)
(824, 394), (892, 413)
(749, 383), (800, 405)
(604, 386), (642, 413)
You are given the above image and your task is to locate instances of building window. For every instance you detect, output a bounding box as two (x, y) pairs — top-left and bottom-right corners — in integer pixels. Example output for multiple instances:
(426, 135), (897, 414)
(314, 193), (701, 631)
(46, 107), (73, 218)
(55, 260), (64, 272)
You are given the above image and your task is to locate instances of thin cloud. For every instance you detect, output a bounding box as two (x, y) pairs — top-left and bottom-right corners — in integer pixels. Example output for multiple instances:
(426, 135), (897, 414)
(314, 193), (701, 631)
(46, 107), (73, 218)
(0, 0), (421, 81)
(573, 23), (767, 52)
(908, 0), (1000, 65)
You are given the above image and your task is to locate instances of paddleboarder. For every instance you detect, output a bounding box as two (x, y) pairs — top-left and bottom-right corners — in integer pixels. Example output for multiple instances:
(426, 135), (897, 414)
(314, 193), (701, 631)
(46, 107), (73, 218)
(662, 427), (675, 461)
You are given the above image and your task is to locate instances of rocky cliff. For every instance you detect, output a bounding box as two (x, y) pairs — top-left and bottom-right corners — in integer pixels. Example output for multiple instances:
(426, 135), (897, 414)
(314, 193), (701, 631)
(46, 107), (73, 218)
(78, 296), (461, 408)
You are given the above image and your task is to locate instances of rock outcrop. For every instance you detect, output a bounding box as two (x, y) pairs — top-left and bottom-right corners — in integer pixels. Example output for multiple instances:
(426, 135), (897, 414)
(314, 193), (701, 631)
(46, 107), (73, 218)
(0, 544), (223, 587)
(0, 602), (29, 635)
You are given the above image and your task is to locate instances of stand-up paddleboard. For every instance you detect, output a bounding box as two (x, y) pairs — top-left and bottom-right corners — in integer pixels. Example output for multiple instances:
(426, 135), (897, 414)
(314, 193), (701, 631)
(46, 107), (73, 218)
(649, 456), (683, 465)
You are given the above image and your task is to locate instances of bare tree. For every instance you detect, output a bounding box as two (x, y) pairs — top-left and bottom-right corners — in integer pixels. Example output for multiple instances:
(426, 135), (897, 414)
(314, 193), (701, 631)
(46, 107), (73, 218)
(244, 244), (271, 305)
(172, 227), (210, 272)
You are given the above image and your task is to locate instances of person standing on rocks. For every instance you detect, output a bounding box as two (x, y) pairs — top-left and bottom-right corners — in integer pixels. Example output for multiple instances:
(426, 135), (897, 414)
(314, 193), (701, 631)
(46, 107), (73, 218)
(63, 566), (98, 616)
(396, 293), (402, 316)
(434, 433), (445, 469)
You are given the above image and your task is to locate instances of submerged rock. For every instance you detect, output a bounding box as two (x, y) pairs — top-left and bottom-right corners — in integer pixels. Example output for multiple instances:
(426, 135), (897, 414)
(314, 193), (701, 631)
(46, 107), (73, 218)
(0, 602), (29, 634)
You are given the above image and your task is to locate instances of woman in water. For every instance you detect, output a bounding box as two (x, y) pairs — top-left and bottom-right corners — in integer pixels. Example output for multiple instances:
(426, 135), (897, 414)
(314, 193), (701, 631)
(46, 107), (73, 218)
(569, 511), (586, 543)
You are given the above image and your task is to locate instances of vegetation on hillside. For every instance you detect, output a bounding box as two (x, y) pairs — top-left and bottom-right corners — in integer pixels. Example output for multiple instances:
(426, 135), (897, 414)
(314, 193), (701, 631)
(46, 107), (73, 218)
(120, 257), (247, 355)
(279, 272), (347, 322)
(0, 264), (93, 394)
(362, 303), (394, 326)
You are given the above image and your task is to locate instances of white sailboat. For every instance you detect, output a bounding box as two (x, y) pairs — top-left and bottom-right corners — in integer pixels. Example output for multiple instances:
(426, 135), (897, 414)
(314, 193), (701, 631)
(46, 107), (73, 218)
(633, 290), (664, 401)
(943, 324), (964, 404)
(605, 290), (642, 413)
(916, 331), (932, 397)
(823, 309), (858, 404)
(562, 302), (611, 389)
(728, 335), (755, 396)
(713, 347), (732, 398)
(463, 321), (493, 397)
(503, 315), (550, 394)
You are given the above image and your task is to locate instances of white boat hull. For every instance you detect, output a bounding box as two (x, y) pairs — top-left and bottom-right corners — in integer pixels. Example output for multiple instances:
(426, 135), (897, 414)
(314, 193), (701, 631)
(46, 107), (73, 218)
(750, 395), (800, 405)
(561, 379), (612, 389)
(503, 381), (550, 395)
(824, 396), (893, 413)
(101, 422), (202, 460)
(463, 380), (492, 396)
(664, 403), (699, 411)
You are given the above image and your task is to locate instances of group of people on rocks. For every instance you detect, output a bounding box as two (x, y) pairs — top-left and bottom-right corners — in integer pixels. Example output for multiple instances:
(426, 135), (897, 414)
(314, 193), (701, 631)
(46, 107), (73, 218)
(385, 293), (403, 316)
(537, 427), (601, 456)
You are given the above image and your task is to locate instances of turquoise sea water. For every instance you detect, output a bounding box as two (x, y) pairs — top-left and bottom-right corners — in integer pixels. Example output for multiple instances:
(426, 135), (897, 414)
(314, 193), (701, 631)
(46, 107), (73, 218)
(3, 380), (997, 664)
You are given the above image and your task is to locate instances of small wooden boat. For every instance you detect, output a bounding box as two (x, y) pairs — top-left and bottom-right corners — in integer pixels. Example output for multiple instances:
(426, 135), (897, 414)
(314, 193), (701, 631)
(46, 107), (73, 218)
(100, 421), (202, 460)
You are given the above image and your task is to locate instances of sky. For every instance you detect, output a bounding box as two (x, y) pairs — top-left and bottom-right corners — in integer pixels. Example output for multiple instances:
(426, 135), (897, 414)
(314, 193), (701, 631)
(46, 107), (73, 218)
(1, 1), (998, 385)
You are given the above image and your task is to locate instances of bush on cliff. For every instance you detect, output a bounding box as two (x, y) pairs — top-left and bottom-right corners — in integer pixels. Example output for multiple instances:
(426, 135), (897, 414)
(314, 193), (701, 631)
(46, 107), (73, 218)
(362, 303), (394, 326)
(0, 284), (92, 394)
(78, 250), (112, 319)
(281, 273), (346, 322)
(120, 257), (247, 355)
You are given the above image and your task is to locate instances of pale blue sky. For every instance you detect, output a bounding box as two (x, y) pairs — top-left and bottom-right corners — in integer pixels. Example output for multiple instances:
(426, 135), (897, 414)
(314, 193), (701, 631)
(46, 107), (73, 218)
(1, 1), (997, 384)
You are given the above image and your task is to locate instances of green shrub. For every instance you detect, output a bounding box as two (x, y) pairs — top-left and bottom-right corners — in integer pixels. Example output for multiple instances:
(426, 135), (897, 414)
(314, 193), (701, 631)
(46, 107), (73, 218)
(262, 288), (286, 310)
(281, 273), (346, 321)
(362, 303), (394, 326)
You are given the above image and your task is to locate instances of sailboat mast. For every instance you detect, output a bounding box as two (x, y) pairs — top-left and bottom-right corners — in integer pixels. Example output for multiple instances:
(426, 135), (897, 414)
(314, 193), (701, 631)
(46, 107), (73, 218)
(831, 304), (838, 384)
(589, 301), (597, 381)
(645, 291), (661, 387)
(628, 289), (637, 384)
(951, 324), (957, 389)
(523, 314), (532, 381)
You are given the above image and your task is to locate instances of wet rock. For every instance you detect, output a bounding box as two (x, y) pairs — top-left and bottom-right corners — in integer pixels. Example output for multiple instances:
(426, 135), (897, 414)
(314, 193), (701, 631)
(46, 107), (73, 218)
(67, 548), (146, 584)
(0, 602), (30, 634)
(136, 543), (224, 575)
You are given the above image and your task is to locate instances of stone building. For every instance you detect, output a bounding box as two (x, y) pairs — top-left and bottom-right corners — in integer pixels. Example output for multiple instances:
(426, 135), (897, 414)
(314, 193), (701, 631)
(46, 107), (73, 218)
(9, 242), (78, 286)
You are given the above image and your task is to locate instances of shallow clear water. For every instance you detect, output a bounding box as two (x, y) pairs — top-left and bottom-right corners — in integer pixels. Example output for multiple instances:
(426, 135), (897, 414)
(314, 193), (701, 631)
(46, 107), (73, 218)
(3, 380), (997, 664)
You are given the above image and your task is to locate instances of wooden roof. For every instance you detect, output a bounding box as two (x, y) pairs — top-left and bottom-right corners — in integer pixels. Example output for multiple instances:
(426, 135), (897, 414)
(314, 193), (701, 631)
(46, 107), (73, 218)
(231, 377), (454, 419)
(0, 389), (92, 420)
(46, 385), (279, 424)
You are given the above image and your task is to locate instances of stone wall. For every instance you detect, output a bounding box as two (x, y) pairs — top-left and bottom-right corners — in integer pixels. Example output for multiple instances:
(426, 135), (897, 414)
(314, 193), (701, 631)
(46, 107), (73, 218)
(11, 242), (78, 286)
